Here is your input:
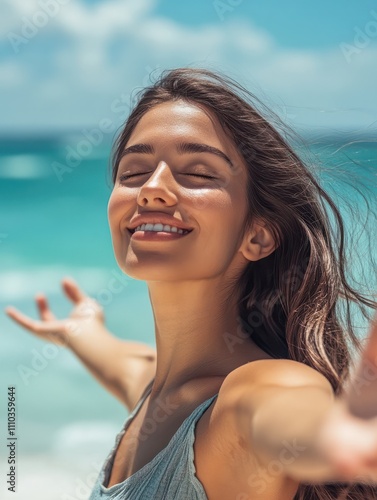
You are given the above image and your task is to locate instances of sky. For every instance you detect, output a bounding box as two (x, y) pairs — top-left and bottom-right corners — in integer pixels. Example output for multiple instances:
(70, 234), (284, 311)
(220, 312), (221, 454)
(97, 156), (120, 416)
(1, 0), (377, 134)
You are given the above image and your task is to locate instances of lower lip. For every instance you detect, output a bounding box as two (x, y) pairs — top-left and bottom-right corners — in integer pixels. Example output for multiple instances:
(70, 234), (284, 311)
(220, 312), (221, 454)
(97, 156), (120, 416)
(129, 230), (192, 241)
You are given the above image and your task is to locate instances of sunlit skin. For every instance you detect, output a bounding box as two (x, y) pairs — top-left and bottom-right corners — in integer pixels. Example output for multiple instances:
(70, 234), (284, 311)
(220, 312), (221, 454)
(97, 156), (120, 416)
(108, 100), (277, 399)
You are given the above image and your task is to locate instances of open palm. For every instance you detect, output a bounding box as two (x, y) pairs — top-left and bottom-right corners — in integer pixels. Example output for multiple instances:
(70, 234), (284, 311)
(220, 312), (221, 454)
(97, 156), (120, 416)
(5, 277), (105, 347)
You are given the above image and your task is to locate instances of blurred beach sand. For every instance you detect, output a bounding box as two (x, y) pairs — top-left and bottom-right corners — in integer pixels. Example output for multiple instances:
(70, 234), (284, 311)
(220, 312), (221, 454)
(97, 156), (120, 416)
(0, 452), (108, 500)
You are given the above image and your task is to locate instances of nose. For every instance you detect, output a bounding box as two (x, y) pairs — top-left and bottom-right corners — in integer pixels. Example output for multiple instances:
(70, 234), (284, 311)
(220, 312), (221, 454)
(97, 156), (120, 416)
(137, 161), (178, 207)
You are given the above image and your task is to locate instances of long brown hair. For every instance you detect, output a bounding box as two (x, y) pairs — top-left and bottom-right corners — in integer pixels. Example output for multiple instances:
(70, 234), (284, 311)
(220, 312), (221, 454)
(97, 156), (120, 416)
(109, 68), (377, 499)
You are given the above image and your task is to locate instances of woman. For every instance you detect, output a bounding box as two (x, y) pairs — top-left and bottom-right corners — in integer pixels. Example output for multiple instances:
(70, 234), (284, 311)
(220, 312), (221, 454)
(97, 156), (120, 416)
(6, 68), (377, 499)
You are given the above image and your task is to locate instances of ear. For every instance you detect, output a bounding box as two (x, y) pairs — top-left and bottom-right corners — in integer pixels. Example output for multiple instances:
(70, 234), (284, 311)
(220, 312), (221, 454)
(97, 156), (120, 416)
(240, 220), (277, 262)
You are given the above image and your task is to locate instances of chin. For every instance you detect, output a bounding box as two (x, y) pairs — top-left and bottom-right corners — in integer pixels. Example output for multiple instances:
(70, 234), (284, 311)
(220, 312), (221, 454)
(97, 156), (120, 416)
(125, 270), (178, 282)
(119, 262), (185, 282)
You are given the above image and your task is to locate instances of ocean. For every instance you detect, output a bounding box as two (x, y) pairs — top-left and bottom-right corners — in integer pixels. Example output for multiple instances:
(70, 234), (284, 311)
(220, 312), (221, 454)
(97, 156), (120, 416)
(0, 131), (376, 499)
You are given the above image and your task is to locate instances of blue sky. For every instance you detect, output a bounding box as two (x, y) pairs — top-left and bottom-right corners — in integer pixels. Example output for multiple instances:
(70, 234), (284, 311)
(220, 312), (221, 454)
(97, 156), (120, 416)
(1, 0), (377, 133)
(154, 0), (377, 49)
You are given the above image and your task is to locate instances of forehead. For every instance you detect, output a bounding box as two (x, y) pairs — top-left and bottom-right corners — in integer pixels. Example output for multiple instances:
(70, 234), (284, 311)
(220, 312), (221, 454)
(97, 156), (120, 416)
(127, 100), (237, 154)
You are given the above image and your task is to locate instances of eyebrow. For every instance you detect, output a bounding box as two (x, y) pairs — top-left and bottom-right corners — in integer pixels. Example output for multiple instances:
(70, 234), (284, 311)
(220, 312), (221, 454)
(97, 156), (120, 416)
(119, 142), (234, 169)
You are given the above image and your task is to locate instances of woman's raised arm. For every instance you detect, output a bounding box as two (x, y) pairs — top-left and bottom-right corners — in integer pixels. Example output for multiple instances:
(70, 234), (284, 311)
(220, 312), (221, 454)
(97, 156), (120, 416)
(227, 310), (377, 485)
(4, 277), (156, 411)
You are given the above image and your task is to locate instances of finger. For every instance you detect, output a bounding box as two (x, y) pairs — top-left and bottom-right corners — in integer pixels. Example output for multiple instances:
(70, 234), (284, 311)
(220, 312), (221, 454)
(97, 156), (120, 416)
(361, 309), (377, 364)
(61, 277), (87, 304)
(5, 306), (61, 336)
(367, 309), (377, 343)
(35, 294), (56, 321)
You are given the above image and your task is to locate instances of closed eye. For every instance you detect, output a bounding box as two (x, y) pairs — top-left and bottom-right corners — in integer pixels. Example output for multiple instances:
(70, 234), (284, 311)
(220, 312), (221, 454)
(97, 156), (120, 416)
(119, 173), (216, 181)
(119, 173), (148, 180)
(186, 173), (216, 179)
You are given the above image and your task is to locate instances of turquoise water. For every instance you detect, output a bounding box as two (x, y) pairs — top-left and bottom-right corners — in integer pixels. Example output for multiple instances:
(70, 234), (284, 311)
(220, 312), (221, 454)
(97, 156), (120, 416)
(0, 134), (156, 434)
(0, 133), (376, 498)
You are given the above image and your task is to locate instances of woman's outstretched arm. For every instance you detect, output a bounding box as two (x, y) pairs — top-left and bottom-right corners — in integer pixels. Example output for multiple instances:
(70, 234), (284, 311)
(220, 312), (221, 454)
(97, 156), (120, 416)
(5, 277), (156, 411)
(229, 311), (377, 485)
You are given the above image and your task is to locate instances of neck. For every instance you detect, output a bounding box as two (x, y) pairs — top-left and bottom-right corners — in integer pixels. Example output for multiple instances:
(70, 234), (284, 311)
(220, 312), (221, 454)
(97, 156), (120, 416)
(146, 278), (258, 398)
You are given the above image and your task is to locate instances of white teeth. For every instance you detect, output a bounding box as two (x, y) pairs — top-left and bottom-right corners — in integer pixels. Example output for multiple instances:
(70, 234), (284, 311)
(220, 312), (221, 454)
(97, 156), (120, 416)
(133, 223), (190, 234)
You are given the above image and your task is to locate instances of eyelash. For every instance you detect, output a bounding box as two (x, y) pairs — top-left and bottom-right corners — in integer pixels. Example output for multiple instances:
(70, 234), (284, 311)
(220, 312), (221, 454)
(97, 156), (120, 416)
(119, 173), (216, 181)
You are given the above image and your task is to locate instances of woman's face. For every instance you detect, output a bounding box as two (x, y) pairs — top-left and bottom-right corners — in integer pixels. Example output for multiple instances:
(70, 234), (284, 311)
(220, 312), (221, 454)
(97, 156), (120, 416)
(108, 100), (251, 282)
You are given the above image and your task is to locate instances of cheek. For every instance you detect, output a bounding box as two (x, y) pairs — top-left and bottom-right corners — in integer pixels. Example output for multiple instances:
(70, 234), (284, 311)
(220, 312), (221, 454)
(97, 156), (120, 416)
(107, 191), (132, 263)
(215, 191), (248, 246)
(107, 192), (118, 229)
(199, 196), (246, 253)
(107, 189), (132, 231)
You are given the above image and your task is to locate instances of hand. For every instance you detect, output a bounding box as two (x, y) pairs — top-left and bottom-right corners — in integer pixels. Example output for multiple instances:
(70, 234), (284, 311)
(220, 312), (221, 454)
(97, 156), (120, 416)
(4, 277), (105, 347)
(316, 310), (377, 483)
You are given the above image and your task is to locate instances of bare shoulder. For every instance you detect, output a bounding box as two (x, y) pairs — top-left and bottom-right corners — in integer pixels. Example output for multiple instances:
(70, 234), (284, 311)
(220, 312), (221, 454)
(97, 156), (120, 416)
(220, 358), (334, 402)
(193, 359), (333, 499)
(211, 359), (334, 443)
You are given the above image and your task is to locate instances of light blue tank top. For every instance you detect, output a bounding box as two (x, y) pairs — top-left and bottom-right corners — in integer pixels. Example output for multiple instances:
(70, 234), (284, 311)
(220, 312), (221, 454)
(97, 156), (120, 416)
(89, 380), (218, 500)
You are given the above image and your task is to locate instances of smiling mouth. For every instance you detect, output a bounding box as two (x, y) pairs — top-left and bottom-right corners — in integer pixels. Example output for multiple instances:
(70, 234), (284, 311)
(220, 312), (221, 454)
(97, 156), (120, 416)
(128, 228), (193, 235)
(127, 229), (193, 241)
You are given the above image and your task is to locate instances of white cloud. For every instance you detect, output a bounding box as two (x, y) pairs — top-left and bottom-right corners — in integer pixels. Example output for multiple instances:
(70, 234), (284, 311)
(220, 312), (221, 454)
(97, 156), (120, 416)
(58, 0), (155, 37)
(1, 0), (154, 37)
(134, 17), (273, 55)
(1, 0), (376, 131)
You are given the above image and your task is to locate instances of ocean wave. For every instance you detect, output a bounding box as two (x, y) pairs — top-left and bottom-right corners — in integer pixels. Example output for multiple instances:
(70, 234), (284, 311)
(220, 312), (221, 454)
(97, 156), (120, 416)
(0, 266), (122, 301)
(0, 154), (52, 179)
(52, 421), (121, 454)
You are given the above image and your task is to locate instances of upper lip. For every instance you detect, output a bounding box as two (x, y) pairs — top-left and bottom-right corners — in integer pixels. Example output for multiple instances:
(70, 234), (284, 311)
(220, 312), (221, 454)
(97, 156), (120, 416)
(127, 212), (194, 233)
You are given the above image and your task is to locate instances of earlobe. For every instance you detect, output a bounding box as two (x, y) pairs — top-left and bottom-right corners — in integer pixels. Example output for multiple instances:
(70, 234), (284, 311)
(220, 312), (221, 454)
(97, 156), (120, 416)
(240, 221), (277, 262)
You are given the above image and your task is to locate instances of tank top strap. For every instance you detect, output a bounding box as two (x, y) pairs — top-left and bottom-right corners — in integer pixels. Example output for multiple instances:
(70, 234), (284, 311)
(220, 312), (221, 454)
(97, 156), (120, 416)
(90, 384), (219, 499)
(141, 377), (155, 400)
(132, 377), (154, 415)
